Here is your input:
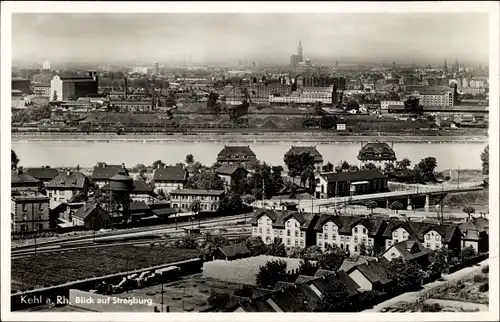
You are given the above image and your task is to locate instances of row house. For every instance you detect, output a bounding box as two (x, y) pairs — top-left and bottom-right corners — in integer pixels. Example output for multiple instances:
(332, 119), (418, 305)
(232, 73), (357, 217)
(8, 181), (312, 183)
(152, 165), (188, 195)
(313, 214), (388, 253)
(46, 171), (90, 209)
(215, 165), (249, 192)
(11, 192), (50, 233)
(250, 209), (318, 248)
(170, 189), (225, 212)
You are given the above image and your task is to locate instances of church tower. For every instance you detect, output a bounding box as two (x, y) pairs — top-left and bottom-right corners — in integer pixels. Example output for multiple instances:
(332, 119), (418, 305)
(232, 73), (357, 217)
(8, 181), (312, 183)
(298, 41), (304, 63)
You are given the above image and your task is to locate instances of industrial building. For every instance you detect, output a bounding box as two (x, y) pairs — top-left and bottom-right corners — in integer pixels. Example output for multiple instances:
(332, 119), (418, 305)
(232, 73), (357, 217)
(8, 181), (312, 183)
(50, 71), (99, 101)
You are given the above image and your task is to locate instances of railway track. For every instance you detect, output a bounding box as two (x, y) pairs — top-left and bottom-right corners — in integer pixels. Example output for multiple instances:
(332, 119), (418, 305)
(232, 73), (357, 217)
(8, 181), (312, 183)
(11, 230), (252, 258)
(12, 214), (249, 252)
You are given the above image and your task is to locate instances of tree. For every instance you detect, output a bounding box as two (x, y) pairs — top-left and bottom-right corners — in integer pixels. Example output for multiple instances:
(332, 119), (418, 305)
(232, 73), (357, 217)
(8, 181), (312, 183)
(348, 165), (359, 172)
(463, 205), (476, 221)
(185, 170), (224, 190)
(387, 257), (425, 291)
(322, 162), (334, 172)
(316, 280), (350, 312)
(207, 290), (230, 311)
(460, 245), (477, 262)
(152, 160), (165, 169)
(396, 158), (411, 170)
(415, 157), (437, 182)
(317, 244), (346, 272)
(300, 167), (316, 191)
(246, 236), (267, 256)
(178, 234), (198, 249)
(190, 200), (201, 214)
(11, 149), (19, 170)
(427, 248), (449, 276)
(284, 152), (315, 185)
(242, 194), (256, 204)
(384, 162), (395, 173)
(340, 161), (350, 172)
(480, 145), (488, 175)
(365, 200), (378, 214)
(266, 238), (287, 257)
(218, 193), (243, 215)
(256, 259), (287, 288)
(389, 201), (403, 214)
(358, 243), (367, 256)
(185, 154), (194, 164)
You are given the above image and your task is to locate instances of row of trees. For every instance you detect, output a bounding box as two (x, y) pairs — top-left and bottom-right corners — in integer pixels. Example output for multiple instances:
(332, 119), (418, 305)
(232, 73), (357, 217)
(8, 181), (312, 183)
(12, 105), (52, 124)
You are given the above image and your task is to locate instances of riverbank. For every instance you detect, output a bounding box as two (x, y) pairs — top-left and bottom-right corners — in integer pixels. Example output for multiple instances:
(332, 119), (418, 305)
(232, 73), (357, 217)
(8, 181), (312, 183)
(12, 132), (488, 144)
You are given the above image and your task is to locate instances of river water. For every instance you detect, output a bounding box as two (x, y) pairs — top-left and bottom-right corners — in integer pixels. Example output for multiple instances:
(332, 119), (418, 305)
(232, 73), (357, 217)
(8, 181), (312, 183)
(12, 139), (487, 170)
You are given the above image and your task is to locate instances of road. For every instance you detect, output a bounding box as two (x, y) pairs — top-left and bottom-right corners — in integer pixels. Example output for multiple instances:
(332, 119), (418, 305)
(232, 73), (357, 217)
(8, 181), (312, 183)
(364, 259), (489, 312)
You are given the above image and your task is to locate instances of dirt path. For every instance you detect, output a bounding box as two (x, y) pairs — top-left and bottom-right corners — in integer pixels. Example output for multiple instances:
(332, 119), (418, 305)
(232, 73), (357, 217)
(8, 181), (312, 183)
(423, 298), (487, 311)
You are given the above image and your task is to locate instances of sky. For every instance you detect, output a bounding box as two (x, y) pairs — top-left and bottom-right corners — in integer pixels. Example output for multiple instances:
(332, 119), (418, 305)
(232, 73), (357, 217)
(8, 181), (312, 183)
(12, 13), (489, 66)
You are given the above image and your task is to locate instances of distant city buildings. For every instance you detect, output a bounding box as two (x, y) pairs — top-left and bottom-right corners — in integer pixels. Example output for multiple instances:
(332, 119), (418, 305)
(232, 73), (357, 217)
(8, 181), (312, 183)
(290, 40), (305, 68)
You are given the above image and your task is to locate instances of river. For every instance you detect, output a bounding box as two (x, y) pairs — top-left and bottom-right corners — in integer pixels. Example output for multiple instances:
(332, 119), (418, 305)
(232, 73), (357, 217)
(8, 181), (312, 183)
(12, 137), (487, 170)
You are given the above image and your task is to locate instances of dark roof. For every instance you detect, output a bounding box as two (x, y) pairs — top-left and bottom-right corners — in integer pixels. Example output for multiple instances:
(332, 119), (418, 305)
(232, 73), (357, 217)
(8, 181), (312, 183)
(216, 165), (248, 176)
(217, 243), (250, 258)
(459, 217), (489, 233)
(129, 201), (150, 212)
(152, 208), (177, 217)
(72, 203), (103, 220)
(313, 269), (336, 277)
(392, 239), (429, 260)
(349, 260), (391, 285)
(237, 299), (275, 312)
(170, 189), (225, 196)
(357, 142), (397, 161)
(285, 146), (323, 161)
(46, 171), (88, 189)
(339, 255), (377, 272)
(11, 170), (41, 185)
(273, 212), (317, 230)
(92, 164), (128, 181)
(310, 271), (360, 297)
(319, 169), (387, 183)
(382, 219), (460, 243)
(25, 168), (60, 181)
(153, 165), (187, 182)
(382, 220), (414, 238)
(295, 275), (316, 284)
(58, 76), (95, 81)
(250, 209), (280, 224)
(217, 146), (256, 158)
(313, 214), (386, 236)
(132, 179), (153, 193)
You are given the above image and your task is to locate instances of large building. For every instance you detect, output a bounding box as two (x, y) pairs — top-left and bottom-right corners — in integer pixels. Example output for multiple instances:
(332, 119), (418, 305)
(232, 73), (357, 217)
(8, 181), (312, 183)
(11, 192), (50, 233)
(169, 189), (225, 212)
(152, 165), (188, 194)
(404, 86), (454, 107)
(32, 84), (51, 97)
(46, 171), (90, 208)
(50, 71), (99, 101)
(269, 86), (334, 106)
(217, 146), (257, 166)
(12, 77), (31, 95)
(315, 169), (388, 199)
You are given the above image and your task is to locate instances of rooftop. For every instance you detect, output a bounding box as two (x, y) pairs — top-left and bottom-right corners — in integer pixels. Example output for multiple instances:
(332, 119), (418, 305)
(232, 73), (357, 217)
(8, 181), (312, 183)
(319, 169), (387, 183)
(153, 165), (187, 182)
(170, 189), (225, 196)
(46, 171), (88, 190)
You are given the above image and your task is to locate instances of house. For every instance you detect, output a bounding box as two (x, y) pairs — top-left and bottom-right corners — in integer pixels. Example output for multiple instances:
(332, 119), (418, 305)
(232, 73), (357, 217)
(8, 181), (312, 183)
(313, 214), (388, 254)
(250, 209), (319, 247)
(11, 192), (50, 233)
(346, 259), (391, 292)
(459, 217), (489, 253)
(91, 163), (129, 188)
(284, 146), (323, 172)
(169, 189), (225, 212)
(217, 145), (257, 165)
(46, 171), (90, 209)
(339, 255), (378, 272)
(315, 169), (388, 199)
(381, 240), (430, 267)
(25, 167), (60, 185)
(102, 178), (156, 203)
(381, 220), (463, 252)
(11, 169), (42, 192)
(212, 243), (251, 261)
(152, 165), (188, 195)
(216, 165), (249, 192)
(71, 202), (111, 230)
(357, 142), (397, 165)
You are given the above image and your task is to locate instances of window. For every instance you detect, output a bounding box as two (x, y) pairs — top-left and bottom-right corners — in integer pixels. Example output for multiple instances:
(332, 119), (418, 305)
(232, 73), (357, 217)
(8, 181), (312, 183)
(287, 238), (291, 245)
(287, 221), (291, 227)
(253, 227), (257, 233)
(394, 231), (398, 237)
(436, 235), (440, 241)
(354, 227), (358, 234)
(403, 232), (408, 238)
(280, 230), (283, 235)
(426, 243), (430, 248)
(37, 224), (43, 231)
(295, 231), (298, 237)
(259, 228), (262, 233)
(323, 225), (328, 232)
(362, 238), (366, 244)
(346, 237), (350, 241)
(319, 242), (322, 247)
(368, 239), (372, 245)
(426, 234), (430, 240)
(436, 244), (440, 249)
(340, 244), (344, 249)
(267, 219), (271, 225)
(354, 236), (358, 243)
(388, 240), (392, 246)
(354, 246), (358, 252)
(324, 233), (328, 239)
(300, 231), (304, 238)
(391, 253), (396, 257)
(363, 228), (367, 234)
(340, 236), (344, 241)
(287, 230), (291, 236)
(300, 240), (304, 247)
(274, 230), (278, 235)
(266, 237), (271, 242)
(318, 233), (323, 239)
(258, 218), (262, 224)
(48, 192), (52, 198)
(295, 240), (298, 246)
(266, 228), (270, 233)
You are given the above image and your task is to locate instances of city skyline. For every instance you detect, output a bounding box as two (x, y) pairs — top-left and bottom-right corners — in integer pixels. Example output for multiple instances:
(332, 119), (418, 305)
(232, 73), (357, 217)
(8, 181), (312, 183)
(12, 13), (489, 66)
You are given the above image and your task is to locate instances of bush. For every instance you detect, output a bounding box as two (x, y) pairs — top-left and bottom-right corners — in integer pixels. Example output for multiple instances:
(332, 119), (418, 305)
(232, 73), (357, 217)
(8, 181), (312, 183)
(481, 266), (489, 274)
(479, 282), (489, 292)
(473, 274), (488, 283)
(422, 303), (442, 312)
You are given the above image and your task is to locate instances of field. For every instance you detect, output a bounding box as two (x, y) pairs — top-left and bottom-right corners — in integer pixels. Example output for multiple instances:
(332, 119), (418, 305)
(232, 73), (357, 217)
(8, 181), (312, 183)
(11, 245), (200, 291)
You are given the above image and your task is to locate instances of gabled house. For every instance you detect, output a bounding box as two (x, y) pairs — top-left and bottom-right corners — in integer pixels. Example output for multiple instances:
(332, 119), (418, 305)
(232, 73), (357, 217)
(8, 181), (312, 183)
(152, 165), (188, 194)
(11, 169), (42, 192)
(46, 171), (90, 209)
(284, 146), (324, 172)
(381, 239), (430, 267)
(72, 202), (111, 230)
(91, 163), (129, 188)
(459, 217), (489, 253)
(313, 214), (388, 254)
(217, 145), (257, 166)
(346, 259), (392, 292)
(216, 165), (249, 192)
(250, 209), (318, 247)
(315, 169), (388, 199)
(357, 142), (397, 165)
(25, 167), (60, 185)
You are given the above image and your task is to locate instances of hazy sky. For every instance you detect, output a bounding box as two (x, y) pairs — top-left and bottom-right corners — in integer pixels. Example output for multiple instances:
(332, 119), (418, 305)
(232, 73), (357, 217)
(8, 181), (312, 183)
(12, 13), (489, 65)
